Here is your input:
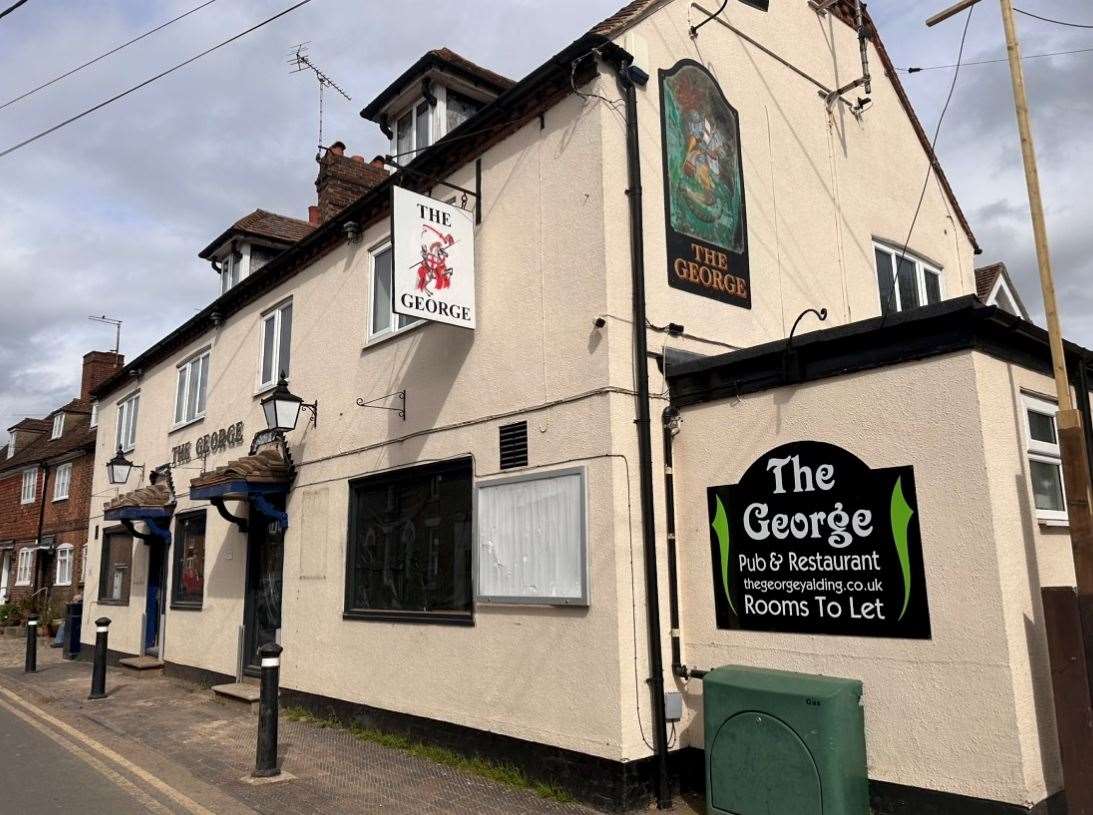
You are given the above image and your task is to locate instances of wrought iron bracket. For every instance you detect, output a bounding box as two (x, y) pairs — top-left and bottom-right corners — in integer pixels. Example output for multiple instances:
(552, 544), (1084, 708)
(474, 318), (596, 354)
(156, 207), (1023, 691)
(783, 307), (829, 384)
(381, 157), (483, 224)
(211, 497), (248, 534)
(357, 390), (406, 421)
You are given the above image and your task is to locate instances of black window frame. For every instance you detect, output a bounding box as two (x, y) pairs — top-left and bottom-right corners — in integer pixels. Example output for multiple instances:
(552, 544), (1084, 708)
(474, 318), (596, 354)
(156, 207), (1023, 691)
(344, 457), (474, 626)
(97, 527), (133, 606)
(171, 509), (207, 610)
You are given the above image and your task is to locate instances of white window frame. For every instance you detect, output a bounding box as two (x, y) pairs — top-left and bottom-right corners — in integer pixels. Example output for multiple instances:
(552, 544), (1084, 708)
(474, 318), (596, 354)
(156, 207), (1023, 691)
(174, 349), (210, 428)
(50, 413), (64, 439)
(54, 544), (73, 586)
(6, 433), (14, 459)
(1022, 393), (1068, 524)
(220, 249), (242, 295)
(53, 462), (72, 501)
(20, 467), (36, 504)
(366, 242), (423, 343)
(116, 391), (140, 453)
(89, 401), (98, 429)
(81, 543), (88, 583)
(390, 97), (434, 160)
(873, 241), (943, 314)
(257, 299), (293, 392)
(15, 548), (33, 586)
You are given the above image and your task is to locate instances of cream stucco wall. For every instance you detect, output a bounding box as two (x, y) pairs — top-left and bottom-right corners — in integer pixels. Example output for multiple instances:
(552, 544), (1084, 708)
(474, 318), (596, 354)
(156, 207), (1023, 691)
(667, 350), (1079, 805)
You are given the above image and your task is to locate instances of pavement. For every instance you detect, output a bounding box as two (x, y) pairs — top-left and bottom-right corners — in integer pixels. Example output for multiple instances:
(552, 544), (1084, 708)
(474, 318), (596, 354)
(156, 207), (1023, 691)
(0, 636), (700, 815)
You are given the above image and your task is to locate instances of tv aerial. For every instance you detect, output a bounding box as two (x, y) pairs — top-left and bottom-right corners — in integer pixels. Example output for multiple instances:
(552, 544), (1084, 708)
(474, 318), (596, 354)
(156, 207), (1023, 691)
(288, 43), (352, 153)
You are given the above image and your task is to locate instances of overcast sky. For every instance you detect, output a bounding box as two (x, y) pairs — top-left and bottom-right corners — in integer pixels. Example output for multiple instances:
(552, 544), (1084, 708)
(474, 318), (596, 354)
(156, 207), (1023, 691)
(0, 0), (1089, 437)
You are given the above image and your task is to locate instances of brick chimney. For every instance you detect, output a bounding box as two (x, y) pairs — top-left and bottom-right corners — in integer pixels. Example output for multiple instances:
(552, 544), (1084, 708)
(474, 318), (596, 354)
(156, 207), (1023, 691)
(81, 351), (124, 401)
(314, 141), (388, 224)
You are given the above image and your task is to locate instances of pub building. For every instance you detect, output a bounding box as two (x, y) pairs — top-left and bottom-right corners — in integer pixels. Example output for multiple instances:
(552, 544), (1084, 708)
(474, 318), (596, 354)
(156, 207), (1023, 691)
(81, 1), (1089, 812)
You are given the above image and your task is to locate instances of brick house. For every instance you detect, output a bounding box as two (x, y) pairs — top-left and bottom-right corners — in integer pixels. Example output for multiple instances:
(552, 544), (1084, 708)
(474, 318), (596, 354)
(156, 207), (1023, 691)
(0, 351), (122, 617)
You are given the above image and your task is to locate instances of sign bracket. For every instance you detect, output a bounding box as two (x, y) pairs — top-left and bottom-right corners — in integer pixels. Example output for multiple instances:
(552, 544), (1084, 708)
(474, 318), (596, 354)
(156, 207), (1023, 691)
(356, 390), (407, 421)
(382, 157), (482, 224)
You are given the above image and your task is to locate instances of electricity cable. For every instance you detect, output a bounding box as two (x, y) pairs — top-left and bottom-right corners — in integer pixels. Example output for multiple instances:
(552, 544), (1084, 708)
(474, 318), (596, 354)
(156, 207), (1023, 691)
(1, 0), (219, 111)
(882, 3), (975, 318)
(900, 45), (1093, 73)
(0, 0), (315, 160)
(1014, 7), (1093, 29)
(0, 0), (29, 22)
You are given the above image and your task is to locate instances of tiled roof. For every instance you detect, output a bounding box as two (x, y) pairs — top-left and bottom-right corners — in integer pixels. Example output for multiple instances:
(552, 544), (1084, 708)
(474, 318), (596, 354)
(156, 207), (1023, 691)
(8, 418), (50, 433)
(975, 261), (1029, 318)
(199, 209), (314, 259)
(0, 417), (95, 475)
(429, 48), (515, 93)
(104, 482), (175, 514)
(190, 447), (292, 492)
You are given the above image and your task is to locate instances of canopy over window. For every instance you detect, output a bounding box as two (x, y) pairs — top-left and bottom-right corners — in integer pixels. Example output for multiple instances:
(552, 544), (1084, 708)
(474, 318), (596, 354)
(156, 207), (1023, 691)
(104, 483), (175, 543)
(189, 446), (292, 532)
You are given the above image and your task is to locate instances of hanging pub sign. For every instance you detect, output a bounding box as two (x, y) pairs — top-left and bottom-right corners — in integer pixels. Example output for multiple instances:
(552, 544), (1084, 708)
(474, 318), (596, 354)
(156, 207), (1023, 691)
(392, 185), (476, 329)
(660, 60), (751, 309)
(707, 441), (931, 639)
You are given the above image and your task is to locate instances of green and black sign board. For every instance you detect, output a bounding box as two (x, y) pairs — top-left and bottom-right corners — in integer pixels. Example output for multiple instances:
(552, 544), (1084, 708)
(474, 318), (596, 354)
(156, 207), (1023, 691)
(707, 441), (931, 639)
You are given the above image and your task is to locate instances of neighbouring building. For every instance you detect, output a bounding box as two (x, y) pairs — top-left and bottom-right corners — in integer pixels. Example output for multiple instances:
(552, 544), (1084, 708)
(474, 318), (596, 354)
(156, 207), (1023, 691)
(81, 1), (1088, 812)
(0, 351), (122, 616)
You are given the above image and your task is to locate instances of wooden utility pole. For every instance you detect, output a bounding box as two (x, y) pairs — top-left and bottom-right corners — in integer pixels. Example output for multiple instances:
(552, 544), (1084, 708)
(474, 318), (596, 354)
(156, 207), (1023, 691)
(926, 2), (1093, 811)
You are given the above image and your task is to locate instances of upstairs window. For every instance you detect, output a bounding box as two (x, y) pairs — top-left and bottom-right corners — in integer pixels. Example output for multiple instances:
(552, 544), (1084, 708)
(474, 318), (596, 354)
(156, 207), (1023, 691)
(116, 392), (140, 453)
(53, 462), (72, 501)
(6, 433), (15, 459)
(393, 100), (432, 159)
(259, 300), (293, 390)
(1023, 394), (1067, 523)
(21, 468), (36, 504)
(874, 243), (942, 315)
(174, 351), (210, 427)
(220, 251), (241, 295)
(368, 245), (420, 340)
(51, 413), (64, 439)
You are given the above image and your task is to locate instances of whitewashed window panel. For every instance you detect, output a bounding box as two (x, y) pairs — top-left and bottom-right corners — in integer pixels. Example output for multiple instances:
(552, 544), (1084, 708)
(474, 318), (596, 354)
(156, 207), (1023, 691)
(476, 470), (587, 605)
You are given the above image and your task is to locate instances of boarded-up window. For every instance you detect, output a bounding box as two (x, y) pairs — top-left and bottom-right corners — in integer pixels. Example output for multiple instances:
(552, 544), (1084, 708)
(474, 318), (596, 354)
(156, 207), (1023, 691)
(299, 489), (328, 579)
(476, 469), (587, 605)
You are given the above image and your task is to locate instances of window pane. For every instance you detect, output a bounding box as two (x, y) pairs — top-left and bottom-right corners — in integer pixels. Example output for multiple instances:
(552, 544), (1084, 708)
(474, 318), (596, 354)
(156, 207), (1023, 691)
(261, 315), (277, 384)
(396, 111), (413, 158)
(186, 359), (201, 421)
(924, 271), (941, 305)
(128, 397), (139, 448)
(196, 354), (209, 415)
(372, 248), (393, 335)
(173, 513), (206, 606)
(278, 303), (292, 380)
(116, 403), (126, 449)
(347, 459), (473, 615)
(1030, 460), (1065, 512)
(897, 255), (919, 311)
(875, 248), (895, 315)
(175, 367), (187, 423)
(416, 101), (431, 151)
(1028, 410), (1057, 444)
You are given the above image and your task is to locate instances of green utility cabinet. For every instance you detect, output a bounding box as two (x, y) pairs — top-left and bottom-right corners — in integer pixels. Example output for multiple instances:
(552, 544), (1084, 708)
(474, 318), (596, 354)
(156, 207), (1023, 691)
(704, 666), (868, 815)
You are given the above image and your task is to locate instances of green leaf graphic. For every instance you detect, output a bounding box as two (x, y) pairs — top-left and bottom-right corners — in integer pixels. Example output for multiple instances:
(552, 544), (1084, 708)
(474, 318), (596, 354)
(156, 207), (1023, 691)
(890, 476), (914, 621)
(711, 496), (734, 614)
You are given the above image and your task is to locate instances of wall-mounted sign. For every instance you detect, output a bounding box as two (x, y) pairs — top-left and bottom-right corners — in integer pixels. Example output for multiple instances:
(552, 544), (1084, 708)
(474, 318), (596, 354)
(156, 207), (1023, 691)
(660, 60), (750, 309)
(172, 421), (245, 466)
(707, 441), (931, 639)
(392, 186), (476, 329)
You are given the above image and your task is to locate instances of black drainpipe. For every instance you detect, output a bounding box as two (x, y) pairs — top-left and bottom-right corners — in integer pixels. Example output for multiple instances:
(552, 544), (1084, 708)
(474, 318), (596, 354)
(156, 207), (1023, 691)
(601, 45), (671, 810)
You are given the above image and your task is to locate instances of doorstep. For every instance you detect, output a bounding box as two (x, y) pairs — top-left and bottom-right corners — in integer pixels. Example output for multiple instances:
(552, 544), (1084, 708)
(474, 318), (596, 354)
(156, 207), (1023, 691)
(211, 682), (262, 713)
(118, 656), (165, 677)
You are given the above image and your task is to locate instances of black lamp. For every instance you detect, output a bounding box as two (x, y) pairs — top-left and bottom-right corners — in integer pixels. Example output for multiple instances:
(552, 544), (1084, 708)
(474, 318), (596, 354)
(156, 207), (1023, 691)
(106, 447), (136, 486)
(260, 375), (317, 433)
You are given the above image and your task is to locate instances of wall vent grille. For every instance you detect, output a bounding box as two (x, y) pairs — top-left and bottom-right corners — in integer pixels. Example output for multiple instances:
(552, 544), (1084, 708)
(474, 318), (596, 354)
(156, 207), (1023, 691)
(499, 421), (529, 470)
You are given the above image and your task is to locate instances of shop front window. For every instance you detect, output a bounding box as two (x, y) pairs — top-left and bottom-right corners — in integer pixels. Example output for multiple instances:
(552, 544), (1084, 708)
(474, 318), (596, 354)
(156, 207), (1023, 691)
(98, 530), (133, 604)
(172, 511), (206, 608)
(345, 458), (473, 623)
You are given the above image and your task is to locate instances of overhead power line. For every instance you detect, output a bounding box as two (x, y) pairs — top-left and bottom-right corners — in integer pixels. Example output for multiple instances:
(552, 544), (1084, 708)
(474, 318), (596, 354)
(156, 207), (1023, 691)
(1, 0), (219, 112)
(901, 45), (1093, 73)
(0, 0), (315, 160)
(0, 0), (30, 22)
(1014, 7), (1093, 29)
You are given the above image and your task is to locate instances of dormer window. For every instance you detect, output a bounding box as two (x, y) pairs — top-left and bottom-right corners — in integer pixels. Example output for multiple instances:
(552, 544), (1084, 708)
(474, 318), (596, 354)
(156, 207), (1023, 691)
(51, 413), (64, 439)
(220, 251), (242, 295)
(394, 100), (433, 160)
(446, 90), (482, 133)
(6, 432), (16, 458)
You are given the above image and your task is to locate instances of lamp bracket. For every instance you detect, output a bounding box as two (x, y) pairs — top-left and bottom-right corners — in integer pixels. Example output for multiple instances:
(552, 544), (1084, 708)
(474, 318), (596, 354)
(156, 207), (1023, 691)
(300, 401), (319, 429)
(356, 390), (406, 421)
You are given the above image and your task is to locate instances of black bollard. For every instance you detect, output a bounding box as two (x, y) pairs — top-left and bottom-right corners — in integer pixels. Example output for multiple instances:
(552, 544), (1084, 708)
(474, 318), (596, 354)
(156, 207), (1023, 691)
(24, 613), (38, 673)
(88, 617), (111, 700)
(253, 642), (283, 778)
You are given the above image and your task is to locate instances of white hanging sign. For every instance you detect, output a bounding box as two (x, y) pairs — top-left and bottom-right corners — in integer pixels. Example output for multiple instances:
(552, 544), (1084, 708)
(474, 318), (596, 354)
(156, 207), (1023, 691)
(392, 186), (476, 330)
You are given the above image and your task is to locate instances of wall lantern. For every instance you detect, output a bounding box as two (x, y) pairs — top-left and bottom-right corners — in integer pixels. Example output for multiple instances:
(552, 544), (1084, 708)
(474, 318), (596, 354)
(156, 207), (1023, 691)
(106, 447), (142, 486)
(261, 375), (318, 433)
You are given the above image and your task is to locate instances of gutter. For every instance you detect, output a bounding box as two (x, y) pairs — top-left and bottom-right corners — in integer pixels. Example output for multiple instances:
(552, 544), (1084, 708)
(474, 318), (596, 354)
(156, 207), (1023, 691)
(599, 43), (672, 811)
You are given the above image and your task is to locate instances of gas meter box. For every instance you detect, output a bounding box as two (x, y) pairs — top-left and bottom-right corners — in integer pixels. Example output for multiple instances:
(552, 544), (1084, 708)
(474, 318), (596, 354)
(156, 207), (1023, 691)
(703, 665), (867, 815)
